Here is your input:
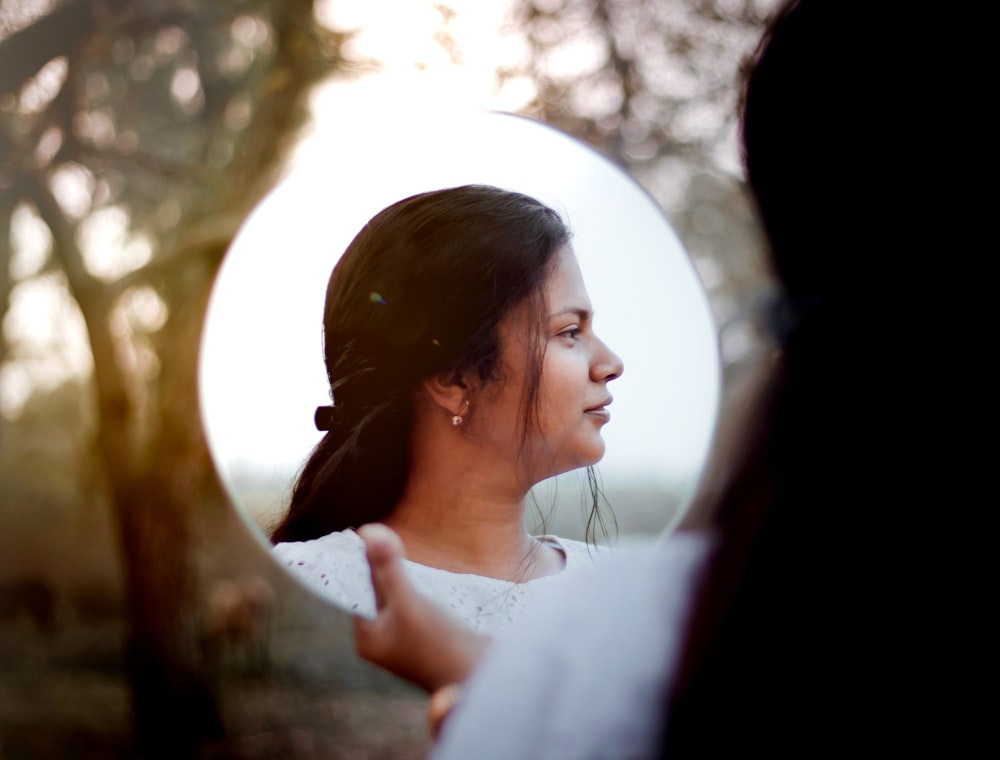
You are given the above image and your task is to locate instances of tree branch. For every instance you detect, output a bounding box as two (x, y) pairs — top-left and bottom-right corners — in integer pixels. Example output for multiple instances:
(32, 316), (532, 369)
(0, 0), (125, 97)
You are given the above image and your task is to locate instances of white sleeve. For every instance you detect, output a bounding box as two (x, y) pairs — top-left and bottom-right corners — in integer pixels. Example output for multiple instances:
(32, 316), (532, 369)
(431, 532), (713, 760)
(273, 534), (377, 617)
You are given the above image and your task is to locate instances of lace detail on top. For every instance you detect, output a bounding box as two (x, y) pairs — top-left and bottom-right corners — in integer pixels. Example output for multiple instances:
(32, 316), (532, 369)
(273, 530), (608, 635)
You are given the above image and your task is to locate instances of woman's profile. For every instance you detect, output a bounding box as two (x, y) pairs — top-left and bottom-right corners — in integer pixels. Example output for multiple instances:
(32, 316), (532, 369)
(271, 184), (623, 632)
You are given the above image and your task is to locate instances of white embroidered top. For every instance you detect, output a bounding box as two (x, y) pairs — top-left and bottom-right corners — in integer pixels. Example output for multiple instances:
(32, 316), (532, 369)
(274, 530), (606, 634)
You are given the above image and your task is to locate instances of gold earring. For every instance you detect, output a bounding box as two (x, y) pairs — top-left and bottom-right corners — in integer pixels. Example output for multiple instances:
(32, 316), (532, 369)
(451, 399), (470, 427)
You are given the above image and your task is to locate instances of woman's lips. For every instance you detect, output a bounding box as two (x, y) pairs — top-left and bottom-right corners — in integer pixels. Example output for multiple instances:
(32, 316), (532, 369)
(585, 408), (611, 423)
(584, 398), (612, 422)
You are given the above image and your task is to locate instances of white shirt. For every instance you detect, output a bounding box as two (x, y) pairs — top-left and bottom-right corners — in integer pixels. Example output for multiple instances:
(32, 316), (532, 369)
(431, 531), (714, 759)
(274, 529), (608, 634)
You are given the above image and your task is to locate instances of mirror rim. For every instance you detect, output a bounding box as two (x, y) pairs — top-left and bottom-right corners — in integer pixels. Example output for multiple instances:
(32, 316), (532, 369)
(198, 110), (722, 603)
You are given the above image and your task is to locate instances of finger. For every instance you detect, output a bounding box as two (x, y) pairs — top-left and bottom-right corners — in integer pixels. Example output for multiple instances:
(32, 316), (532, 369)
(353, 613), (377, 649)
(357, 522), (408, 611)
(354, 612), (392, 670)
(358, 522), (406, 561)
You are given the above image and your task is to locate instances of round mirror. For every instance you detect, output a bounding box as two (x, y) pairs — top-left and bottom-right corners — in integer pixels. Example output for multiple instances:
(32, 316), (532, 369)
(198, 111), (720, 599)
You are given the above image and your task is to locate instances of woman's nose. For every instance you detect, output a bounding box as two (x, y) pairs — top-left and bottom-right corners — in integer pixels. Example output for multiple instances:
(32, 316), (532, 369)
(592, 337), (624, 382)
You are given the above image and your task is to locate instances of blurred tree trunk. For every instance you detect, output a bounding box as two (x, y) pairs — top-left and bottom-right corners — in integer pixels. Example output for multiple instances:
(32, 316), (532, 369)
(0, 1), (349, 754)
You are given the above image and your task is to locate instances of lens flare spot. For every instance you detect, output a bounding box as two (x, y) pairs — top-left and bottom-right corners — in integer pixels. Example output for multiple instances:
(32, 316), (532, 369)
(431, 338), (441, 347)
(369, 292), (385, 304)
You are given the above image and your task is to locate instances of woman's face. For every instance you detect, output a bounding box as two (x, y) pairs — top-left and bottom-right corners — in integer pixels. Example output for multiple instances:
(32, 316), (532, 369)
(473, 245), (624, 485)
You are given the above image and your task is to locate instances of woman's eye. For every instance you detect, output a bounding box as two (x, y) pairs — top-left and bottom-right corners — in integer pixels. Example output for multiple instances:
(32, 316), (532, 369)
(559, 327), (582, 340)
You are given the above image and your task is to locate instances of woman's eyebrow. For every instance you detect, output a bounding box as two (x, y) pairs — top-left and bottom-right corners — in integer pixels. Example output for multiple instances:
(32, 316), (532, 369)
(550, 306), (592, 321)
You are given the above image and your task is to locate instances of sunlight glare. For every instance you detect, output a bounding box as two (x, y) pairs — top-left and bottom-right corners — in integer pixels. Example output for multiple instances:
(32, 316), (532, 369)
(302, 1), (525, 169)
(48, 162), (95, 220)
(78, 206), (153, 281)
(9, 203), (52, 280)
(0, 274), (93, 419)
(17, 56), (67, 114)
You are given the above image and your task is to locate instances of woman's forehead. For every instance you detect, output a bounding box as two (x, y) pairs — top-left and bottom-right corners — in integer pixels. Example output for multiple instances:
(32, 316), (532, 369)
(545, 246), (591, 314)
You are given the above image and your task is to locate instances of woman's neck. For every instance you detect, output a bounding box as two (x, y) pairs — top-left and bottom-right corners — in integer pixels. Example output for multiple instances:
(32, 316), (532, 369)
(383, 470), (564, 582)
(389, 399), (567, 582)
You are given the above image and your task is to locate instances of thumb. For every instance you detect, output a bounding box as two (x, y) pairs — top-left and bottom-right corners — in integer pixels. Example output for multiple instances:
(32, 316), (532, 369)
(357, 522), (408, 612)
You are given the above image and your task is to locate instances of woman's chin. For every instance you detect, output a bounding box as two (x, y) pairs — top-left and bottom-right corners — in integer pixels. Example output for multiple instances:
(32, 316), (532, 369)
(572, 441), (607, 472)
(588, 437), (607, 465)
(528, 437), (607, 482)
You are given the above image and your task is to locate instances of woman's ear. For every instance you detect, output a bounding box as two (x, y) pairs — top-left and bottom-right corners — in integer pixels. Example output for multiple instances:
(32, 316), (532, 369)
(421, 370), (474, 418)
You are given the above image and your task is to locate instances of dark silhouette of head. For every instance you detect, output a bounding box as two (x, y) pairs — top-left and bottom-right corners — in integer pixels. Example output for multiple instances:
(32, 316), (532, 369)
(740, 0), (897, 308)
(664, 0), (932, 753)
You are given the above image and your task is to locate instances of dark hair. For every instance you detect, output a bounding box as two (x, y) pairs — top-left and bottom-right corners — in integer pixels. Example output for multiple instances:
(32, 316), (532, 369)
(271, 184), (593, 543)
(663, 0), (923, 753)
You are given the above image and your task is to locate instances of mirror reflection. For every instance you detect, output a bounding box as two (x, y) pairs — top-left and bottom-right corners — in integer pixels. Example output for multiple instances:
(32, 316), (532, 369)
(198, 112), (720, 623)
